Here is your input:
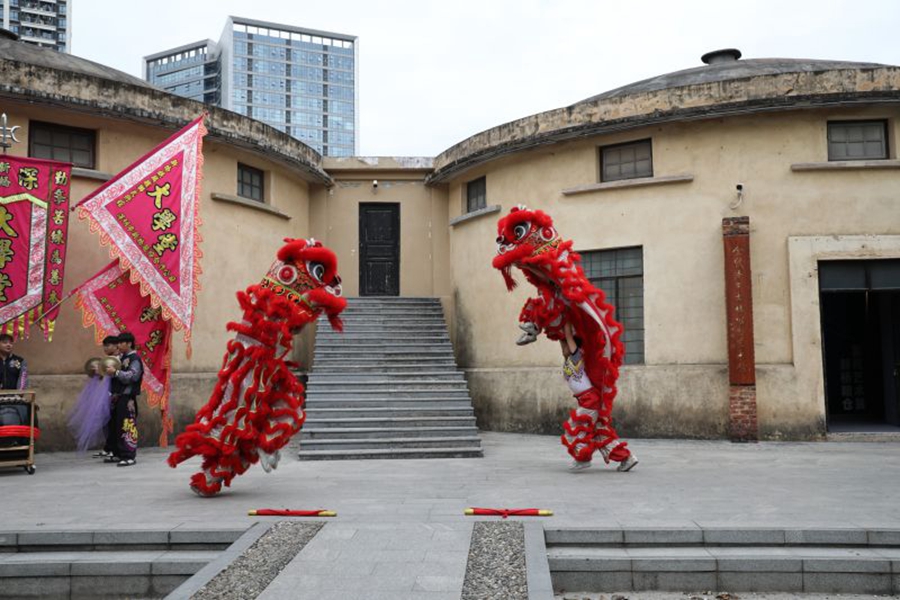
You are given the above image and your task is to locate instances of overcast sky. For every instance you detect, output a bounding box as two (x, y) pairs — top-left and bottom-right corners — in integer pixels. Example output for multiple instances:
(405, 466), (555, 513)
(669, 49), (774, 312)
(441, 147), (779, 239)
(73, 0), (900, 157)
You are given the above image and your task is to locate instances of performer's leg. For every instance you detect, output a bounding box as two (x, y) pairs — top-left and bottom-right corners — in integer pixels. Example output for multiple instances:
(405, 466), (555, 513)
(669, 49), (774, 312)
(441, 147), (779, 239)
(593, 399), (638, 472)
(116, 397), (138, 465)
(101, 397), (118, 457)
(561, 389), (602, 468)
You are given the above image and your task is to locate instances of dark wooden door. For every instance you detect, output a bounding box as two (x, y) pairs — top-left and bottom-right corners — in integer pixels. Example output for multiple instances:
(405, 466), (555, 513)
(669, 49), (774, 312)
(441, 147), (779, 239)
(359, 203), (400, 296)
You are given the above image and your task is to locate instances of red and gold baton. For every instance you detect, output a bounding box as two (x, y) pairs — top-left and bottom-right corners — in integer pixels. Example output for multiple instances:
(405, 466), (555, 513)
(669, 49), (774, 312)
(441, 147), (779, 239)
(248, 509), (337, 517)
(464, 507), (553, 518)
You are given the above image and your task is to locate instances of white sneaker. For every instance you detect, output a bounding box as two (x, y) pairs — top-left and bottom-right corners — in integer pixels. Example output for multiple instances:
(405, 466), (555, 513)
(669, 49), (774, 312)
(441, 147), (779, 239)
(617, 455), (638, 472)
(568, 460), (592, 472)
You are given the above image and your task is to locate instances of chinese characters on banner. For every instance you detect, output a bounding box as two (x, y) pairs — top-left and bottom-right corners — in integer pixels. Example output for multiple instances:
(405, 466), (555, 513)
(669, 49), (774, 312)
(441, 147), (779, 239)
(75, 261), (174, 445)
(0, 155), (71, 339)
(75, 115), (206, 444)
(76, 116), (206, 350)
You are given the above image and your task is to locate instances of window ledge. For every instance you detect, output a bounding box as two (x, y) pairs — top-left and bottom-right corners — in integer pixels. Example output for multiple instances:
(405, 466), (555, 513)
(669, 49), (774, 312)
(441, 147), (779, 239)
(72, 167), (113, 181)
(561, 174), (694, 196)
(791, 160), (900, 172)
(449, 204), (502, 227)
(211, 193), (291, 220)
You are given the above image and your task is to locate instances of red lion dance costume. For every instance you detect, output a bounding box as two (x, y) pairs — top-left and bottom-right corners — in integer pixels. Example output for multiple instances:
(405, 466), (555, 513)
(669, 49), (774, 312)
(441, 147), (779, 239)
(493, 206), (636, 472)
(168, 238), (346, 496)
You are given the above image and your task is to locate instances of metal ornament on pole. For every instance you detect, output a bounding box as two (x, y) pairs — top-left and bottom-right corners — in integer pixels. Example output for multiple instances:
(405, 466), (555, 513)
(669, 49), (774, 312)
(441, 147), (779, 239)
(0, 113), (21, 154)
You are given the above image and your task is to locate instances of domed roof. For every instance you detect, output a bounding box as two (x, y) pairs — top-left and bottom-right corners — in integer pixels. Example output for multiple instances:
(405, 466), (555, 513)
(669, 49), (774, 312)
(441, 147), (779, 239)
(429, 50), (900, 183)
(0, 36), (155, 89)
(582, 55), (892, 104)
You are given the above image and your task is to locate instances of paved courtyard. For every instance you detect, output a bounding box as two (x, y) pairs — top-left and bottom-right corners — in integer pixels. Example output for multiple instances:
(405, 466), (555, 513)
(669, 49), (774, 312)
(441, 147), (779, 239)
(2, 432), (899, 599)
(4, 432), (899, 530)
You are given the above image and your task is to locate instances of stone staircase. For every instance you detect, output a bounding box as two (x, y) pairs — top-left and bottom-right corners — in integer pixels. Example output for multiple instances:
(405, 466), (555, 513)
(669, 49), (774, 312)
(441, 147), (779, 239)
(546, 526), (900, 594)
(297, 297), (483, 460)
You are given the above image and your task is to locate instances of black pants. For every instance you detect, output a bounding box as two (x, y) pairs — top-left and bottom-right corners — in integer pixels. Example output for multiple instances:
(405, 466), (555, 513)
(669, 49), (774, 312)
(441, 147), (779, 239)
(109, 395), (138, 460)
(103, 396), (117, 454)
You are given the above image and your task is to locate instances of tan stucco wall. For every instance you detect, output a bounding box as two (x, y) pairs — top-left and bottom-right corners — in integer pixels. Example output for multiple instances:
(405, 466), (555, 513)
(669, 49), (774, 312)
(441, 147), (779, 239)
(447, 106), (900, 439)
(311, 158), (450, 299)
(2, 102), (317, 448)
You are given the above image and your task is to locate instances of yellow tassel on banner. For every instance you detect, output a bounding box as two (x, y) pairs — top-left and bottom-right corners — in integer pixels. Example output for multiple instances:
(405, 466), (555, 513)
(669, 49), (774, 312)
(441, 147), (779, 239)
(17, 315), (25, 337)
(47, 319), (56, 341)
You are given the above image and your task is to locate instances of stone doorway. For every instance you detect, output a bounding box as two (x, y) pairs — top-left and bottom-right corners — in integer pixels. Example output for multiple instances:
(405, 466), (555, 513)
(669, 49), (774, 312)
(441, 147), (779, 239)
(819, 260), (900, 432)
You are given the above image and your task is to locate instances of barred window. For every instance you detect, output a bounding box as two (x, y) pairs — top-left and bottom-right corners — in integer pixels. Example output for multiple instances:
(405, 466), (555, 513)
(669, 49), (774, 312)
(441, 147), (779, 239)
(828, 121), (888, 161)
(580, 246), (644, 365)
(237, 163), (264, 202)
(29, 121), (95, 168)
(600, 139), (652, 182)
(466, 176), (486, 213)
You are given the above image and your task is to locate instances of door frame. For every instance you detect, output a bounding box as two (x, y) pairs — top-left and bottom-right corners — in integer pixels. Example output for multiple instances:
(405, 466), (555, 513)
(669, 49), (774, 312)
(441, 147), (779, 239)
(787, 236), (900, 434)
(358, 202), (401, 297)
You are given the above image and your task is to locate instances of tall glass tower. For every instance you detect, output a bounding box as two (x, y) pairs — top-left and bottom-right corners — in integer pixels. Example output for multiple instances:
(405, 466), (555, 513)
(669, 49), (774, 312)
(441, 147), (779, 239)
(1, 0), (70, 52)
(145, 16), (358, 158)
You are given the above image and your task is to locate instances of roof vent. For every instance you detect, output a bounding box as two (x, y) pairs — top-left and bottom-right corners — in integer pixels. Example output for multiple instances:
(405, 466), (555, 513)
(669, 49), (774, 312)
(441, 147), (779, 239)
(701, 48), (742, 65)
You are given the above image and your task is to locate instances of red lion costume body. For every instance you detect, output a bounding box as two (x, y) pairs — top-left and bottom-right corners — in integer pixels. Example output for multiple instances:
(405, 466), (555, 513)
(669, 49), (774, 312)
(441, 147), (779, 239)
(493, 206), (636, 471)
(168, 238), (346, 496)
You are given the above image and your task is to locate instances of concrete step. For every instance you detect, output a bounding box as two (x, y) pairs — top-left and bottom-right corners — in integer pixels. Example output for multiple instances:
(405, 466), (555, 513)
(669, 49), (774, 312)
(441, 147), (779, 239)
(304, 398), (472, 412)
(306, 388), (472, 403)
(304, 415), (476, 428)
(313, 364), (459, 372)
(546, 526), (900, 594)
(297, 435), (482, 451)
(315, 340), (453, 347)
(0, 528), (244, 600)
(314, 347), (455, 356)
(305, 407), (474, 418)
(317, 333), (451, 342)
(330, 317), (447, 324)
(309, 382), (470, 392)
(301, 426), (478, 439)
(310, 372), (466, 382)
(297, 446), (484, 460)
(318, 325), (449, 333)
(336, 308), (445, 316)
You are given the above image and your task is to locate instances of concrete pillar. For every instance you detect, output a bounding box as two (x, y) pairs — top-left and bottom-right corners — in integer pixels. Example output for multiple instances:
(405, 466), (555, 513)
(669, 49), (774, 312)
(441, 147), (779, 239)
(722, 217), (758, 441)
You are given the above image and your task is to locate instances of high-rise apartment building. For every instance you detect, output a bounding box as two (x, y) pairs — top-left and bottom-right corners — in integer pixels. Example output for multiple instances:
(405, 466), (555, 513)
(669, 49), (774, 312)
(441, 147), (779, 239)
(1, 0), (70, 52)
(145, 16), (358, 157)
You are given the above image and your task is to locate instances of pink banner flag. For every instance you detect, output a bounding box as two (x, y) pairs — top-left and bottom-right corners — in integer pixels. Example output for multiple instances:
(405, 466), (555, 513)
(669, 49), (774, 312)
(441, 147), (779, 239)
(76, 116), (205, 351)
(74, 260), (174, 445)
(0, 155), (72, 340)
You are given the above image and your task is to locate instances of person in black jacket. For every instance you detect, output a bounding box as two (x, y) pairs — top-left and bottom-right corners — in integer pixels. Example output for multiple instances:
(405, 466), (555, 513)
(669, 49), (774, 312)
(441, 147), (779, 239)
(0, 333), (27, 391)
(104, 332), (143, 467)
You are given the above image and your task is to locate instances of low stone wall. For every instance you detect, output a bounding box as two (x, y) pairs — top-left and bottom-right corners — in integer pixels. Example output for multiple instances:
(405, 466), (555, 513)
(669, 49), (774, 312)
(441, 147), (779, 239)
(465, 363), (827, 441)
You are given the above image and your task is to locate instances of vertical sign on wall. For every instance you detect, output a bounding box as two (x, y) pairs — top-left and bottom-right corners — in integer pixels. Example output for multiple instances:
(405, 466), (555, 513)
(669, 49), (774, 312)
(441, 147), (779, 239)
(722, 216), (758, 442)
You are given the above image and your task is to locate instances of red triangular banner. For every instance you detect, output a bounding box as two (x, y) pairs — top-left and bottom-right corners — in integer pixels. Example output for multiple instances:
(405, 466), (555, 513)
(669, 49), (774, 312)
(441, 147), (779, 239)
(76, 116), (205, 350)
(74, 260), (174, 445)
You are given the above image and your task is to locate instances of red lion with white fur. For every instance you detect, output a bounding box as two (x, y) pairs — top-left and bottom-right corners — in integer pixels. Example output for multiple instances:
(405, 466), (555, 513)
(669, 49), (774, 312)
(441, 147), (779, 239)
(493, 206), (637, 472)
(168, 238), (346, 496)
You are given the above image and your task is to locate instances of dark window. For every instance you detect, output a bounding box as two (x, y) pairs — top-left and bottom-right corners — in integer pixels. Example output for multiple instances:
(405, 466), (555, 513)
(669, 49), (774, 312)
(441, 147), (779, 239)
(466, 176), (486, 213)
(580, 246), (644, 365)
(29, 121), (95, 168)
(237, 163), (264, 201)
(828, 121), (889, 161)
(600, 139), (652, 182)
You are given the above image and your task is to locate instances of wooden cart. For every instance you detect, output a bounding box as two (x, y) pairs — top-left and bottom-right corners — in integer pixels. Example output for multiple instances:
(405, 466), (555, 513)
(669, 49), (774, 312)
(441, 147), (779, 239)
(0, 390), (38, 475)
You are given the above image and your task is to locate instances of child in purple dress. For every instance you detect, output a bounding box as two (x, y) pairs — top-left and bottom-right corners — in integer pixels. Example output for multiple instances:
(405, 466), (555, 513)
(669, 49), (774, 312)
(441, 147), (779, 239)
(68, 336), (119, 453)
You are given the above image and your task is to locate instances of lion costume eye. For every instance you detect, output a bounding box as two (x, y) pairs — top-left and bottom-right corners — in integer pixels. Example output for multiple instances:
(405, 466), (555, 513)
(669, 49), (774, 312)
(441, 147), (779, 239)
(276, 264), (298, 285)
(513, 222), (531, 241)
(307, 261), (326, 283)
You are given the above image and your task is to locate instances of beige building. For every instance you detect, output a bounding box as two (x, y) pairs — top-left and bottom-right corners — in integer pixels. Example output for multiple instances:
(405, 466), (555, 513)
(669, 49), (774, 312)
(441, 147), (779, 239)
(2, 37), (898, 449)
